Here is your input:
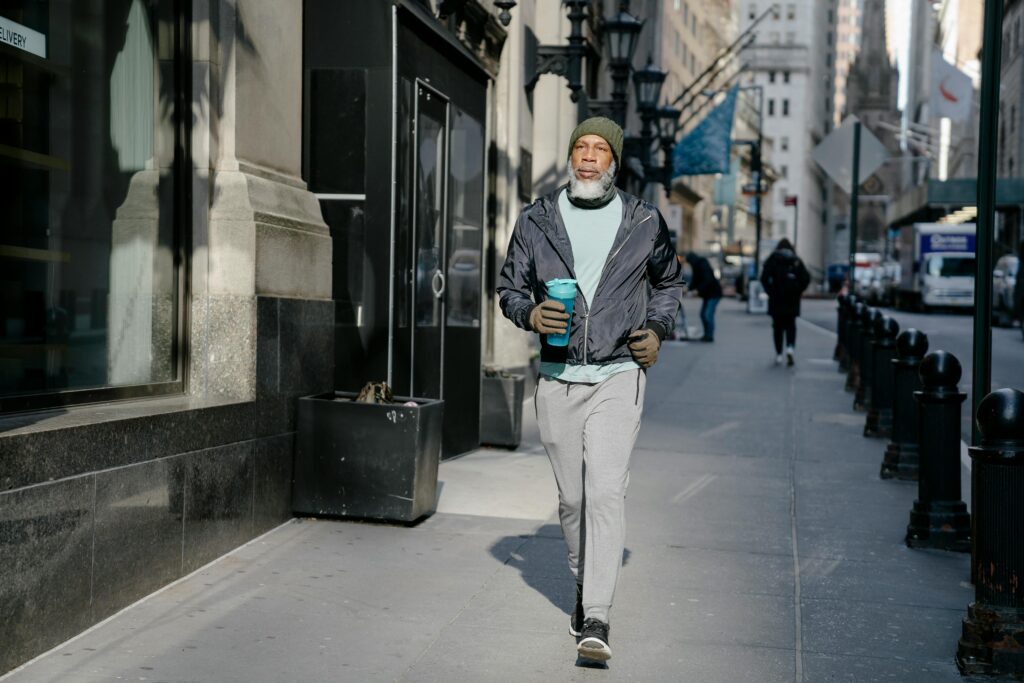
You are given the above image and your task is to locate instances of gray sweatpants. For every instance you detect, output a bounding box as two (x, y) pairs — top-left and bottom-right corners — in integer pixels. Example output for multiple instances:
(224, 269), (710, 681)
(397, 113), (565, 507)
(535, 369), (646, 623)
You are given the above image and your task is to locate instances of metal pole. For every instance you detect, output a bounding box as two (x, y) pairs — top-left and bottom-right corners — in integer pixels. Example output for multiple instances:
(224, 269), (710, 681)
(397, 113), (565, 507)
(754, 87), (763, 280)
(972, 0), (1002, 445)
(793, 199), (799, 250)
(848, 121), (862, 289)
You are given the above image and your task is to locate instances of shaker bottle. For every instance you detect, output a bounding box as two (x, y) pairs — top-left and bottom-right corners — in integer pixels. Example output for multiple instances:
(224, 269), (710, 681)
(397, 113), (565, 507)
(544, 278), (577, 347)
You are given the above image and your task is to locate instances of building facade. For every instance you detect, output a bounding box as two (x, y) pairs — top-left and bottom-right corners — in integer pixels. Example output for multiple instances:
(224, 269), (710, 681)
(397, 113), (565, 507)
(740, 0), (839, 277)
(0, 0), (504, 673)
(838, 0), (903, 257)
(834, 0), (863, 128)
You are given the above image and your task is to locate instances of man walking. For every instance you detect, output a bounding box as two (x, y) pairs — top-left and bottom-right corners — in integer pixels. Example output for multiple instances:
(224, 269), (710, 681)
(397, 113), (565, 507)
(497, 117), (684, 662)
(760, 238), (811, 366)
(684, 252), (723, 342)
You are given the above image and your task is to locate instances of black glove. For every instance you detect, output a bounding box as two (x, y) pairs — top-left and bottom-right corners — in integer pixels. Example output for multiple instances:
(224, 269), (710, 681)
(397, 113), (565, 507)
(628, 329), (660, 368)
(529, 299), (570, 335)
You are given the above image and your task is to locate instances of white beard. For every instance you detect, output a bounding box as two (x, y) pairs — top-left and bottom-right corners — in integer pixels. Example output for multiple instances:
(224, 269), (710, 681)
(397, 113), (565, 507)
(567, 159), (617, 201)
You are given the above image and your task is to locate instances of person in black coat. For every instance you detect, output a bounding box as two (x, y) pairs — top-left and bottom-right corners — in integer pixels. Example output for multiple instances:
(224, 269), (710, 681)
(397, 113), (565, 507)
(685, 252), (723, 342)
(760, 238), (811, 366)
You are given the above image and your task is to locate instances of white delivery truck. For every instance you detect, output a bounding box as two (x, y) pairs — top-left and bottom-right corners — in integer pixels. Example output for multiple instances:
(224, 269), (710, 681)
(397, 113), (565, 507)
(895, 222), (976, 311)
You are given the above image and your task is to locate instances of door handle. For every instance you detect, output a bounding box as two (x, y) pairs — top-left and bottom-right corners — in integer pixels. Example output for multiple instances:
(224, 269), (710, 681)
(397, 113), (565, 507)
(432, 270), (446, 299)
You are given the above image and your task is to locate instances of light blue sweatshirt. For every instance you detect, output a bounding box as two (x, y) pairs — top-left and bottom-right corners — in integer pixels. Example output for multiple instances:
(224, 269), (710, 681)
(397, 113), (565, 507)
(540, 190), (641, 383)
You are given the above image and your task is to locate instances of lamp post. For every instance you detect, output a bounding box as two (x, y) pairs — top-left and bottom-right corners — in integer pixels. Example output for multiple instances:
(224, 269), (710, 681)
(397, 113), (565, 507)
(524, 0), (591, 103)
(656, 104), (682, 196)
(632, 57), (667, 176)
(600, 4), (643, 127)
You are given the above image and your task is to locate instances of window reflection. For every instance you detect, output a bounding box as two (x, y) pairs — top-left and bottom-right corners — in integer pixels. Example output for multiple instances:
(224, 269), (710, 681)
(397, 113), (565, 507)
(447, 108), (483, 328)
(0, 0), (179, 400)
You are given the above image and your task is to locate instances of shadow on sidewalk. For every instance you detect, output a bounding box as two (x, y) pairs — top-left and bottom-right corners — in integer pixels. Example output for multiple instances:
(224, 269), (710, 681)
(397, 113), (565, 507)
(487, 524), (631, 614)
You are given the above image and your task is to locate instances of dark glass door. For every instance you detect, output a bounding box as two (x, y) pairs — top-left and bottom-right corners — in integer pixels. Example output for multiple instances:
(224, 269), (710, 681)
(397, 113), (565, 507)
(411, 83), (448, 399)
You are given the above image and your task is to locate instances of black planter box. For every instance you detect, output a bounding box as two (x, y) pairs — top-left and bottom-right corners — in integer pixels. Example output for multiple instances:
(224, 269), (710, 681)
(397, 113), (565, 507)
(480, 373), (524, 449)
(292, 392), (444, 523)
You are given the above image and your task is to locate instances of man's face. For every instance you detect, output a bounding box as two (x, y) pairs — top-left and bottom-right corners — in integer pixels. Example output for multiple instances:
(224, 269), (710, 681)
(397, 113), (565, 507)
(570, 134), (614, 181)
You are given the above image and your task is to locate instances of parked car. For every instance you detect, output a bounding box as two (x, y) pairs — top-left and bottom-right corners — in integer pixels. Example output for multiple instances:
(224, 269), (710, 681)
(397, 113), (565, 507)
(993, 254), (1019, 327)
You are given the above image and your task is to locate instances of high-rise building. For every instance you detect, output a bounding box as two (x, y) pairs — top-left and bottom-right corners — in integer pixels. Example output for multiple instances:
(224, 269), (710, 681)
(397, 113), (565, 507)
(839, 0), (903, 255)
(834, 0), (863, 127)
(740, 0), (839, 276)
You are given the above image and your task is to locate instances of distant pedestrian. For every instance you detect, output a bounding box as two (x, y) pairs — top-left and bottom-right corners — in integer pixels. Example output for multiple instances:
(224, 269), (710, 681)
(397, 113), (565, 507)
(761, 238), (811, 366)
(497, 116), (684, 663)
(684, 252), (723, 342)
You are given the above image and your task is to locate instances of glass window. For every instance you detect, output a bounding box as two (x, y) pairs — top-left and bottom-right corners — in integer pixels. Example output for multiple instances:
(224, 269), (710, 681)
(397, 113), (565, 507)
(781, 136), (789, 151)
(1, 0), (184, 410)
(783, 99), (790, 116)
(784, 71), (791, 83)
(768, 99), (775, 116)
(749, 3), (757, 20)
(446, 108), (484, 328)
(927, 255), (976, 278)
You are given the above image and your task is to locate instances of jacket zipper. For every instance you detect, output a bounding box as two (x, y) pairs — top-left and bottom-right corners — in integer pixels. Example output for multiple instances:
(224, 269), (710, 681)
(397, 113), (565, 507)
(581, 298), (590, 363)
(604, 214), (652, 266)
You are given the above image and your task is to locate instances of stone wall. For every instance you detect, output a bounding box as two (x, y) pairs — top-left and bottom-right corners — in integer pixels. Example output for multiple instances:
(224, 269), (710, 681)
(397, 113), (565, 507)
(0, 0), (333, 673)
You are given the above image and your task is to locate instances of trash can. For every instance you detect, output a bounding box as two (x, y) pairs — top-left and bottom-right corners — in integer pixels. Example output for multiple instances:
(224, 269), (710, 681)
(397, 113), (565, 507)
(292, 391), (444, 523)
(480, 371), (525, 448)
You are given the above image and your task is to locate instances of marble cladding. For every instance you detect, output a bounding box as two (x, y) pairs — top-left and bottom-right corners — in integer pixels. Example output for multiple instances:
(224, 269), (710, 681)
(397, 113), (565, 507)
(189, 294), (258, 403)
(0, 296), (331, 492)
(0, 439), (295, 674)
(0, 295), (331, 674)
(255, 296), (333, 438)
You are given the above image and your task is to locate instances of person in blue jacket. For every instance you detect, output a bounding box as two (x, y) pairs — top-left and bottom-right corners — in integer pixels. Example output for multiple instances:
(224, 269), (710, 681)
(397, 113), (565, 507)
(684, 252), (723, 342)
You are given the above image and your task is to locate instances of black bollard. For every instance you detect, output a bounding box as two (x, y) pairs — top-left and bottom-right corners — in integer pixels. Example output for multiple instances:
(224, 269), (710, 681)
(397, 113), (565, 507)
(834, 294), (848, 364)
(839, 295), (857, 373)
(905, 351), (970, 552)
(854, 308), (881, 412)
(845, 302), (866, 392)
(957, 389), (1024, 677)
(865, 315), (899, 438)
(881, 329), (928, 480)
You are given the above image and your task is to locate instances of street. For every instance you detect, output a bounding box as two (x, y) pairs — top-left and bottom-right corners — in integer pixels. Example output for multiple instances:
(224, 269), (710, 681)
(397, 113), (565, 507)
(801, 298), (1024, 441)
(3, 300), (972, 682)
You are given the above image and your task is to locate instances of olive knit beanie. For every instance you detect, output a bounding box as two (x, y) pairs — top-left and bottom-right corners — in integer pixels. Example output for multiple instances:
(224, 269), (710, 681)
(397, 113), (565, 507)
(567, 116), (624, 164)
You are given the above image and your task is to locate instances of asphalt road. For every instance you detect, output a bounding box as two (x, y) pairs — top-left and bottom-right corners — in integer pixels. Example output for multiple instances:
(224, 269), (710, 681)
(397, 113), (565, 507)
(799, 298), (1024, 441)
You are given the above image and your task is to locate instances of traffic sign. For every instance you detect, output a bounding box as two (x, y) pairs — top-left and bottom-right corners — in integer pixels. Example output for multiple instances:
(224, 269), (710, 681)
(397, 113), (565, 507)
(811, 115), (888, 195)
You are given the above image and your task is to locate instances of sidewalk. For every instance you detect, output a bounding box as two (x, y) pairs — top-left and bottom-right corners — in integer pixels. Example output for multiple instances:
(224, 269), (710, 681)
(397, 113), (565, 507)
(3, 300), (973, 682)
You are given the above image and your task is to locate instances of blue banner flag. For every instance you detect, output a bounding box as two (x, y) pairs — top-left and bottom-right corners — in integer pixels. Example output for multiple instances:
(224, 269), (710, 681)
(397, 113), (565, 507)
(672, 86), (739, 177)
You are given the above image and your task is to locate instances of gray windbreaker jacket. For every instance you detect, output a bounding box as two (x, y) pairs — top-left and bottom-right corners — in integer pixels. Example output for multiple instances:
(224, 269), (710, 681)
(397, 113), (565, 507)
(497, 187), (685, 366)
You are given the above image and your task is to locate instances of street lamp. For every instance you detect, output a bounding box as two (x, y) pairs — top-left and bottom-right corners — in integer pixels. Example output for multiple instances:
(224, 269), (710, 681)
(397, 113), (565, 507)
(655, 105), (681, 195)
(601, 5), (643, 125)
(632, 58), (666, 175)
(632, 57), (667, 115)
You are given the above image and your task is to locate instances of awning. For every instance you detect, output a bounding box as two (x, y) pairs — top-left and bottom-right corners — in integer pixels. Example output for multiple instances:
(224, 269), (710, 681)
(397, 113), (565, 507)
(888, 178), (1024, 228)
